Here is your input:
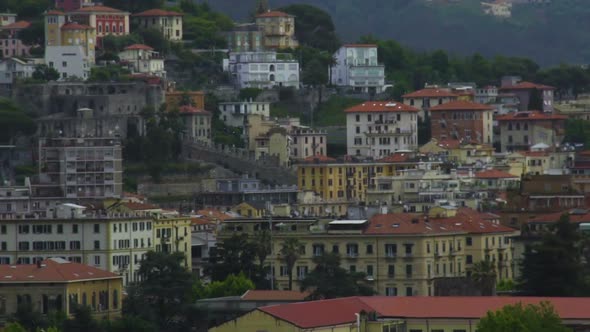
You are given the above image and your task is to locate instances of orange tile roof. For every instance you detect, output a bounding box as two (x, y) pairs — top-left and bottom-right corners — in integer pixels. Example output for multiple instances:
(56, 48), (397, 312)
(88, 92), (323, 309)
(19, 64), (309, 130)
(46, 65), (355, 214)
(496, 111), (567, 121)
(435, 139), (461, 149)
(196, 209), (232, 221)
(377, 152), (411, 163)
(303, 155), (336, 163)
(123, 191), (146, 199)
(345, 101), (419, 113)
(73, 5), (125, 13)
(60, 22), (93, 30)
(178, 105), (211, 115)
(475, 169), (519, 179)
(500, 81), (555, 90)
(256, 10), (291, 18)
(123, 202), (160, 211)
(132, 9), (184, 17)
(402, 88), (459, 98)
(1, 20), (31, 30)
(241, 290), (309, 301)
(0, 258), (120, 283)
(124, 44), (153, 51)
(429, 100), (494, 111)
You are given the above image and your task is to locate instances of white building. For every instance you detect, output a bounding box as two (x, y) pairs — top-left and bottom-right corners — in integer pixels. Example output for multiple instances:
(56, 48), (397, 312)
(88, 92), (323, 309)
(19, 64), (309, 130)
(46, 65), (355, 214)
(218, 100), (270, 127)
(345, 101), (419, 157)
(0, 57), (36, 94)
(118, 44), (165, 78)
(330, 44), (386, 94)
(224, 51), (299, 89)
(45, 45), (91, 80)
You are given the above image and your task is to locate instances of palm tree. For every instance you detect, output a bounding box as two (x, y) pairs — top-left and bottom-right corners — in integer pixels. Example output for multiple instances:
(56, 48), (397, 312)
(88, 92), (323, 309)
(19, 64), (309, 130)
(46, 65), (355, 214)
(280, 238), (305, 290)
(469, 260), (497, 296)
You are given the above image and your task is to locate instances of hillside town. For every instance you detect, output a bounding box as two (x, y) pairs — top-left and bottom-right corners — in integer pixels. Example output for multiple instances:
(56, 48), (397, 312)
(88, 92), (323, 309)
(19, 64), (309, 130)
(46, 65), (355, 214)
(1, 0), (590, 331)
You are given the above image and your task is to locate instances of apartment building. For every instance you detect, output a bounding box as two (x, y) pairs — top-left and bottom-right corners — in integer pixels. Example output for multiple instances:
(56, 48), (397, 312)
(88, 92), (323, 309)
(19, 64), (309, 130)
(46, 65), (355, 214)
(178, 105), (211, 145)
(35, 137), (123, 199)
(0, 20), (32, 58)
(68, 5), (130, 40)
(226, 23), (264, 52)
(419, 138), (494, 165)
(218, 100), (270, 128)
(118, 44), (165, 78)
(255, 11), (298, 49)
(0, 13), (17, 27)
(330, 44), (386, 94)
(132, 9), (183, 41)
(290, 127), (328, 160)
(218, 207), (519, 297)
(499, 79), (555, 112)
(0, 57), (35, 95)
(429, 100), (494, 144)
(402, 88), (459, 119)
(224, 51), (300, 89)
(345, 101), (419, 157)
(496, 111), (567, 152)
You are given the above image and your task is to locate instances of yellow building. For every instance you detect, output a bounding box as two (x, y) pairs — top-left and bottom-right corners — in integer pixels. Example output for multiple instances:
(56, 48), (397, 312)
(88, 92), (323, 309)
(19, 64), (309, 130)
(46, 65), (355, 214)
(132, 9), (184, 41)
(209, 296), (590, 332)
(419, 138), (494, 165)
(152, 216), (193, 269)
(44, 11), (96, 63)
(0, 258), (123, 325)
(165, 89), (206, 112)
(254, 127), (290, 166)
(218, 207), (520, 297)
(255, 11), (298, 49)
(232, 202), (267, 218)
(297, 152), (441, 203)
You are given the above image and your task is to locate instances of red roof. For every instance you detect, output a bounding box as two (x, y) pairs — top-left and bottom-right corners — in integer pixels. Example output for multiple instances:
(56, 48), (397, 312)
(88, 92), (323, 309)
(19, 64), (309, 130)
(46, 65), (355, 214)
(60, 22), (93, 30)
(377, 152), (411, 163)
(345, 101), (419, 113)
(435, 139), (461, 149)
(45, 10), (65, 15)
(72, 5), (125, 13)
(342, 44), (377, 48)
(402, 88), (459, 98)
(196, 209), (232, 221)
(303, 155), (336, 163)
(178, 105), (211, 115)
(1, 20), (31, 30)
(496, 111), (567, 121)
(124, 44), (154, 51)
(475, 169), (519, 179)
(429, 100), (494, 111)
(500, 81), (555, 90)
(241, 290), (309, 301)
(256, 10), (291, 18)
(0, 258), (120, 283)
(132, 9), (184, 17)
(259, 296), (590, 328)
(123, 202), (160, 211)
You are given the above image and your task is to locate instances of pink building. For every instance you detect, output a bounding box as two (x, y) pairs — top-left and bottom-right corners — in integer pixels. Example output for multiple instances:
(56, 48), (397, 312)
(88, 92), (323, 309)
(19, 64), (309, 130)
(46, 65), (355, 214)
(68, 5), (130, 40)
(0, 21), (32, 57)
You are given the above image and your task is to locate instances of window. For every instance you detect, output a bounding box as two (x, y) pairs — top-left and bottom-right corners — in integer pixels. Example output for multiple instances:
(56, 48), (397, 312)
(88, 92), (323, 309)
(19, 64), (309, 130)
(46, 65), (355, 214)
(356, 126), (360, 134)
(406, 287), (413, 296)
(349, 265), (356, 273)
(18, 242), (29, 250)
(405, 264), (412, 277)
(72, 224), (78, 234)
(296, 266), (308, 279)
(366, 265), (374, 277)
(70, 241), (81, 250)
(0, 225), (6, 234)
(93, 224), (100, 233)
(385, 244), (397, 257)
(366, 244), (373, 254)
(466, 237), (472, 246)
(94, 241), (100, 249)
(346, 244), (358, 257)
(1, 242), (6, 251)
(332, 244), (339, 254)
(279, 265), (289, 277)
(356, 114), (360, 122)
(388, 265), (395, 277)
(466, 255), (473, 264)
(312, 244), (324, 256)
(385, 287), (397, 296)
(57, 225), (63, 234)
(18, 225), (29, 234)
(94, 255), (100, 265)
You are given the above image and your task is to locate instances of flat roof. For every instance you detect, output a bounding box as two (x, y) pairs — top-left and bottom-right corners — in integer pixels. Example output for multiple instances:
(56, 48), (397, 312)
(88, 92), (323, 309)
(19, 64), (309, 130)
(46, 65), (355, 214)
(329, 220), (367, 225)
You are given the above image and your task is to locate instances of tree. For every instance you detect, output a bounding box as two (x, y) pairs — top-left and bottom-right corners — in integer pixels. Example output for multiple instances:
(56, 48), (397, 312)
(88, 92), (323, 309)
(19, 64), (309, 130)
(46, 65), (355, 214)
(62, 306), (103, 332)
(194, 272), (255, 298)
(135, 28), (170, 55)
(300, 253), (375, 300)
(0, 97), (36, 145)
(468, 260), (497, 296)
(477, 302), (571, 332)
(32, 64), (59, 82)
(280, 4), (340, 52)
(3, 322), (27, 332)
(106, 315), (157, 332)
(206, 234), (259, 283)
(519, 214), (586, 296)
(280, 238), (305, 290)
(19, 19), (45, 46)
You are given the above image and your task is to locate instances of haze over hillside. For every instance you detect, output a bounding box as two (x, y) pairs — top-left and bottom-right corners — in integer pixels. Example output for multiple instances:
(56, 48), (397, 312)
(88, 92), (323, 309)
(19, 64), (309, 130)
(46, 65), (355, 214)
(203, 0), (590, 66)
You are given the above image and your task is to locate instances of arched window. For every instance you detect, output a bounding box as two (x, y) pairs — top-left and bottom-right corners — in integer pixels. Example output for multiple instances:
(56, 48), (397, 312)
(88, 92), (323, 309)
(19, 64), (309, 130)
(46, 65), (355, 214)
(269, 74), (275, 82)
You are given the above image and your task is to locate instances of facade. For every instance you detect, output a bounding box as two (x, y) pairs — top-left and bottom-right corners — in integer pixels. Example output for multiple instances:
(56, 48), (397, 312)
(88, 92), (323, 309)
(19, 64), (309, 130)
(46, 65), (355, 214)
(132, 9), (183, 41)
(499, 80), (555, 112)
(402, 88), (459, 119)
(429, 100), (494, 144)
(0, 258), (123, 325)
(346, 101), (419, 157)
(45, 45), (92, 80)
(210, 296), (590, 332)
(496, 111), (567, 152)
(179, 105), (212, 145)
(55, 0), (94, 12)
(330, 44), (386, 94)
(254, 127), (290, 166)
(255, 11), (298, 49)
(0, 21), (32, 58)
(218, 100), (270, 128)
(35, 137), (123, 199)
(0, 13), (17, 27)
(225, 51), (300, 89)
(44, 10), (67, 47)
(290, 128), (328, 160)
(217, 207), (520, 297)
(0, 57), (35, 95)
(226, 23), (264, 52)
(68, 5), (130, 40)
(474, 85), (498, 104)
(118, 44), (165, 77)
(419, 138), (494, 165)
(482, 0), (512, 17)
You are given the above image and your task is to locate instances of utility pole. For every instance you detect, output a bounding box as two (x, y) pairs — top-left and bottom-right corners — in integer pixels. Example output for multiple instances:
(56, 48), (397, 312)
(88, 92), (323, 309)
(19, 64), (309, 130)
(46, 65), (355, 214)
(268, 211), (274, 290)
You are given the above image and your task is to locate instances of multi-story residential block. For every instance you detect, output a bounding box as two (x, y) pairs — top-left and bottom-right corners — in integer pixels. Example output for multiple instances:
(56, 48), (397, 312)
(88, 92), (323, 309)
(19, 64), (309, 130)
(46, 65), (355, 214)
(0, 21), (32, 58)
(55, 0), (93, 12)
(218, 100), (270, 128)
(0, 203), (192, 284)
(255, 11), (298, 49)
(68, 5), (130, 40)
(0, 258), (123, 325)
(226, 23), (264, 52)
(179, 105), (211, 145)
(0, 13), (17, 27)
(118, 44), (165, 77)
(35, 137), (123, 199)
(330, 44), (386, 94)
(218, 206), (519, 296)
(496, 111), (567, 152)
(224, 51), (300, 89)
(0, 57), (35, 95)
(132, 9), (183, 41)
(429, 100), (494, 144)
(419, 138), (494, 165)
(290, 127), (328, 160)
(254, 127), (290, 166)
(402, 88), (459, 119)
(499, 79), (555, 112)
(474, 85), (498, 104)
(45, 45), (92, 80)
(345, 101), (419, 157)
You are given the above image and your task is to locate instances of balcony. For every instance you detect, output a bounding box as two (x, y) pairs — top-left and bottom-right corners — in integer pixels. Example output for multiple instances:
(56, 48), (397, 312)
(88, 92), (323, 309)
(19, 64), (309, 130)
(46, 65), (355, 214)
(385, 252), (397, 259)
(404, 252), (413, 259)
(346, 252), (359, 259)
(365, 128), (413, 137)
